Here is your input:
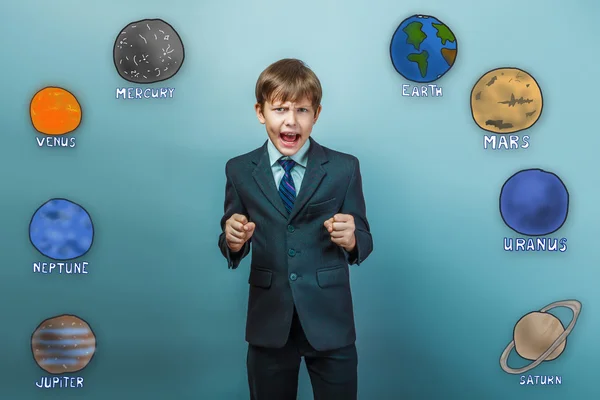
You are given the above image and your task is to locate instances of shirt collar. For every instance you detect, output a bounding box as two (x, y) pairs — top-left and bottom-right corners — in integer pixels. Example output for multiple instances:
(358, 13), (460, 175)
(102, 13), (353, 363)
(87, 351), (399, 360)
(267, 138), (310, 167)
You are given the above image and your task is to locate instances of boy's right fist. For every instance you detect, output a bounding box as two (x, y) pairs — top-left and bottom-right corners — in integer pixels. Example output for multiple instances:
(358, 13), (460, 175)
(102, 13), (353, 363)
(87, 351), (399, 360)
(225, 213), (256, 252)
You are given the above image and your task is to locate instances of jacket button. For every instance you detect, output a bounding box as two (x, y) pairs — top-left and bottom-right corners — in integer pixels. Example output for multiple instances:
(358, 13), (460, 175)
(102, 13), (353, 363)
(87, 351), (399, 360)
(289, 273), (297, 281)
(288, 248), (296, 257)
(287, 225), (295, 233)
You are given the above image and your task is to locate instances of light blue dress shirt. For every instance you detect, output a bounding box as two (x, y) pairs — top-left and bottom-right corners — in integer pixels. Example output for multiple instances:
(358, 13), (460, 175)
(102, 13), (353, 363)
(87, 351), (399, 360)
(267, 138), (310, 194)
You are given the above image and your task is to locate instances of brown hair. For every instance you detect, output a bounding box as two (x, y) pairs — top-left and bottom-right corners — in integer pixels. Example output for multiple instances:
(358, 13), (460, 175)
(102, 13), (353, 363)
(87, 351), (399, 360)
(255, 58), (322, 114)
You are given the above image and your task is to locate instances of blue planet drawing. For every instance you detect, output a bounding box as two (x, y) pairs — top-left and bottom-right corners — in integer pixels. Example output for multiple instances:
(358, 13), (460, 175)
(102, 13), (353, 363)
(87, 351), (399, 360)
(500, 169), (569, 236)
(29, 198), (94, 260)
(390, 14), (457, 83)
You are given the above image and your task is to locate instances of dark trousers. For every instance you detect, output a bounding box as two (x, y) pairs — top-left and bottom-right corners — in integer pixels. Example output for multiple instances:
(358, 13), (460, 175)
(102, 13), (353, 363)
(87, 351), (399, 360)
(247, 308), (358, 400)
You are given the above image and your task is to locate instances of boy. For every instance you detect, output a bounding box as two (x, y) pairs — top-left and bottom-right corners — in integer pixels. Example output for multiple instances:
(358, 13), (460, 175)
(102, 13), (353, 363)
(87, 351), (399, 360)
(218, 58), (373, 399)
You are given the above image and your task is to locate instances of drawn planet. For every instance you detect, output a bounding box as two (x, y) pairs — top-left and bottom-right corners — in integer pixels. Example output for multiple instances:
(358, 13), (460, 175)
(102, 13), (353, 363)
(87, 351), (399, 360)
(29, 198), (94, 260)
(471, 67), (543, 133)
(30, 87), (82, 135)
(31, 314), (96, 374)
(500, 169), (569, 236)
(500, 300), (581, 374)
(390, 15), (457, 83)
(113, 18), (185, 84)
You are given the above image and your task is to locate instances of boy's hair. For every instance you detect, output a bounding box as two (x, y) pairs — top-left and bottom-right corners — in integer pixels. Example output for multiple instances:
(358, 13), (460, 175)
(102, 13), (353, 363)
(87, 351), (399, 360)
(255, 58), (322, 113)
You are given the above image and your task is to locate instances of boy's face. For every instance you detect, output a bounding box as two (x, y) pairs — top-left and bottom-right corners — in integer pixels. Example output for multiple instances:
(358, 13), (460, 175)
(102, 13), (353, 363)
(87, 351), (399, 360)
(255, 96), (322, 156)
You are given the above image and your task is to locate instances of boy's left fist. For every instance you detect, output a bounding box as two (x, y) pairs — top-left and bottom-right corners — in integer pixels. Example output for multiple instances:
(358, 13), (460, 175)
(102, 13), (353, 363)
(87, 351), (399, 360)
(324, 214), (356, 251)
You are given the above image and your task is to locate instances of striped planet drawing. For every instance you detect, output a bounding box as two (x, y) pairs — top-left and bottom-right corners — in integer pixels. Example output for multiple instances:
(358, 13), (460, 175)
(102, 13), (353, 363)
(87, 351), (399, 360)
(29, 198), (94, 260)
(31, 314), (96, 374)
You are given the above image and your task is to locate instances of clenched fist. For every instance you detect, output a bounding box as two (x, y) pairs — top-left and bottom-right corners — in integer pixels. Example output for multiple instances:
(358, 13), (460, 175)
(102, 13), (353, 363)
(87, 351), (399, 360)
(324, 214), (356, 251)
(225, 214), (256, 252)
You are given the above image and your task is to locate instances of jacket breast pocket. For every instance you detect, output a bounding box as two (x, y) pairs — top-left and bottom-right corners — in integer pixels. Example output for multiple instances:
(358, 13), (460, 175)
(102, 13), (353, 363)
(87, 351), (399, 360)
(248, 267), (272, 288)
(306, 197), (338, 216)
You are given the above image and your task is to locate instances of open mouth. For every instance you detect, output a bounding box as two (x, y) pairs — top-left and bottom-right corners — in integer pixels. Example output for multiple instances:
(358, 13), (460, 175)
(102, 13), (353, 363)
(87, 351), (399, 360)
(279, 132), (300, 146)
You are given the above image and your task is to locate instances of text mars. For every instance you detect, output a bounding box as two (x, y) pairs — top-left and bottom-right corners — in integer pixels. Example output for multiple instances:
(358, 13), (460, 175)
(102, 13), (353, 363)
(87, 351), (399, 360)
(484, 135), (529, 150)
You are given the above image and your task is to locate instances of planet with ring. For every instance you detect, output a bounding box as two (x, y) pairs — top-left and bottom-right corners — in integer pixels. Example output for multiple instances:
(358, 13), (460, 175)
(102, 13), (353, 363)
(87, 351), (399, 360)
(500, 300), (581, 374)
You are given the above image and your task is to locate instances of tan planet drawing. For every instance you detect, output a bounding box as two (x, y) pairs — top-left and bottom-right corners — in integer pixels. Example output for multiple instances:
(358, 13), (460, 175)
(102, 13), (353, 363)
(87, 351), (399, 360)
(471, 67), (543, 134)
(499, 300), (581, 374)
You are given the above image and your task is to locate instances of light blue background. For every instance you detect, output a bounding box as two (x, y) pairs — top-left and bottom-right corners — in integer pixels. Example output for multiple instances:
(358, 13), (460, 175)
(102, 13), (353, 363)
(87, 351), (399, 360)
(0, 0), (598, 399)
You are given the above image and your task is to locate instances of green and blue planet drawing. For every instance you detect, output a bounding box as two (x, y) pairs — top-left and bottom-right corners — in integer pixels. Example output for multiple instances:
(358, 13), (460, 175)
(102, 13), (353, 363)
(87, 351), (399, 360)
(390, 14), (457, 83)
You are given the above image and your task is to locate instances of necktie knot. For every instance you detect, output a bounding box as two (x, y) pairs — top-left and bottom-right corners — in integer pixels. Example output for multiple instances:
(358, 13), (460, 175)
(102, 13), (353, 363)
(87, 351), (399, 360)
(278, 158), (296, 173)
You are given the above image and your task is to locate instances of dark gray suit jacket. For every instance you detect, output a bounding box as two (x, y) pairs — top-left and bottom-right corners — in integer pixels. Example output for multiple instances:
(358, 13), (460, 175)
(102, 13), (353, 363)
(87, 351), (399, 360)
(218, 137), (373, 351)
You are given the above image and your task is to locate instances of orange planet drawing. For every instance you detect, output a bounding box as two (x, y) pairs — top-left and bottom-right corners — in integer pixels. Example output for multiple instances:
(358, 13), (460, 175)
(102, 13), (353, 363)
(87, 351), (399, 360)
(30, 87), (82, 135)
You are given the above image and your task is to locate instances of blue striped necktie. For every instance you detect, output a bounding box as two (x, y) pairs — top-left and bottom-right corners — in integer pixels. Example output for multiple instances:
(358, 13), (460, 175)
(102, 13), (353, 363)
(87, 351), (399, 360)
(278, 158), (296, 214)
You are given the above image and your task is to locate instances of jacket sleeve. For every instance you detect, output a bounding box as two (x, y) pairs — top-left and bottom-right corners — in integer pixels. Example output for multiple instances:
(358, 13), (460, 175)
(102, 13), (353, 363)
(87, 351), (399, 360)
(340, 157), (373, 265)
(218, 161), (251, 269)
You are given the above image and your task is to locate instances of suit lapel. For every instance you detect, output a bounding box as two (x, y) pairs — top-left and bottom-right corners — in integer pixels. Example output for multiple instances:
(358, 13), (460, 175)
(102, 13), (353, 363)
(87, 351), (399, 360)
(289, 137), (328, 221)
(252, 141), (288, 219)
